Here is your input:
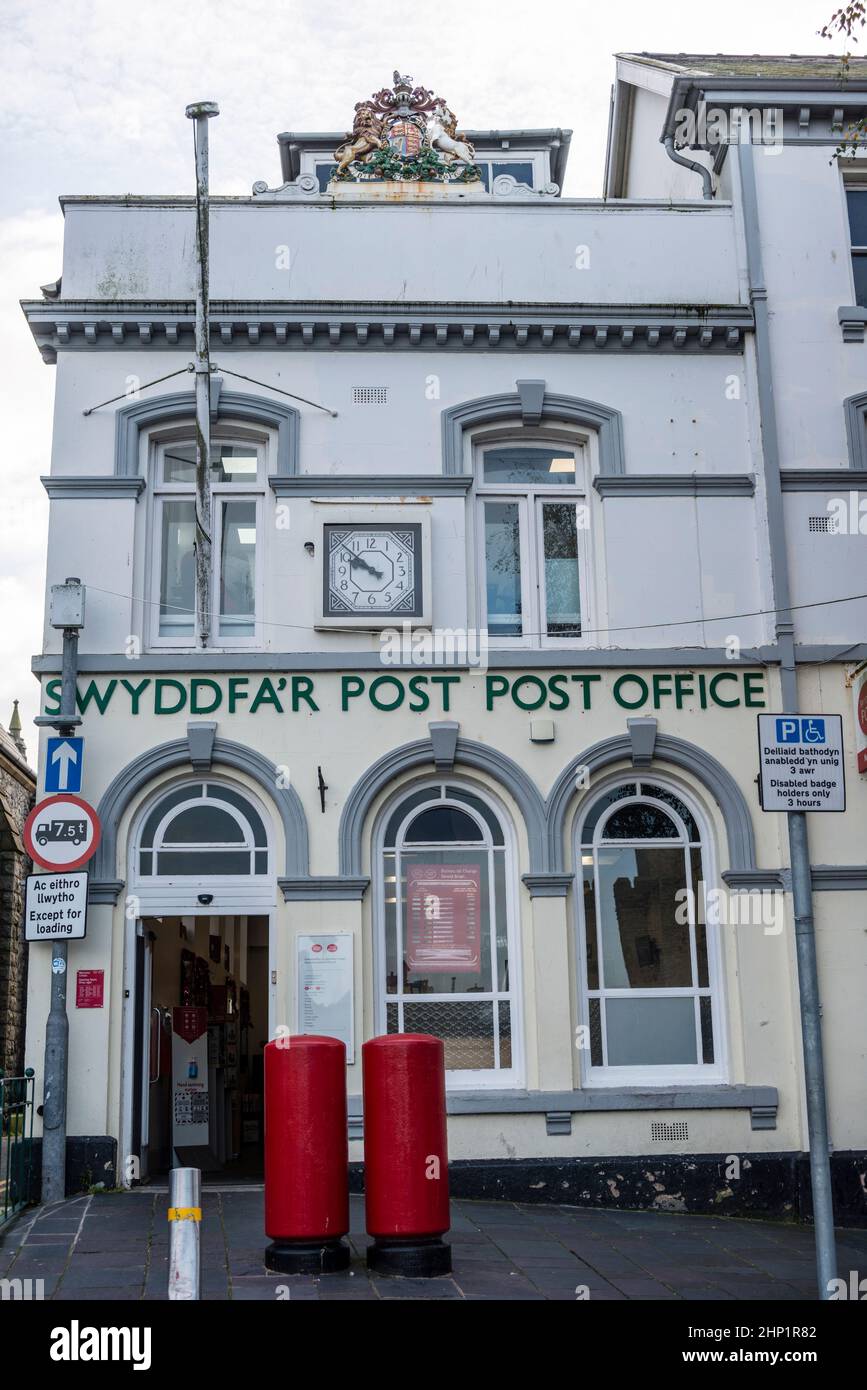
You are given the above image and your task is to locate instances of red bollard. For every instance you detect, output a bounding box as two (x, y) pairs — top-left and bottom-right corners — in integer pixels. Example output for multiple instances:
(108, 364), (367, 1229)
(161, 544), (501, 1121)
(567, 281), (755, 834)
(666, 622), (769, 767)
(264, 1034), (350, 1273)
(362, 1033), (451, 1276)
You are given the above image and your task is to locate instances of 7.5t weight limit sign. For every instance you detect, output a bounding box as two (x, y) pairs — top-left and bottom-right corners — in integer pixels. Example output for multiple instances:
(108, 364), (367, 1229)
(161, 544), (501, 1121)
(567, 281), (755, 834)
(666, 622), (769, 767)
(757, 714), (845, 812)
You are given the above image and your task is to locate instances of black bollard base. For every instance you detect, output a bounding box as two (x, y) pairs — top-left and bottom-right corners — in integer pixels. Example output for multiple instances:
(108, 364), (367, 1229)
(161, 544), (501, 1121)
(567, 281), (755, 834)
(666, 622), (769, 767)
(265, 1237), (351, 1274)
(367, 1236), (452, 1278)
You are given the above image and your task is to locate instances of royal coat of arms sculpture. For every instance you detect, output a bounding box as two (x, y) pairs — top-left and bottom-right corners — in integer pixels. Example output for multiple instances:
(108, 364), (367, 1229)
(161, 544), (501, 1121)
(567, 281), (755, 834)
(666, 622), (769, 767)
(333, 71), (481, 184)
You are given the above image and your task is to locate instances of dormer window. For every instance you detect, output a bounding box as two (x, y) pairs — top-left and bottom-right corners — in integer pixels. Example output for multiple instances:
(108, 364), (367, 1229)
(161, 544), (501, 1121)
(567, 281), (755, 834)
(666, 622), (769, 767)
(150, 430), (266, 647)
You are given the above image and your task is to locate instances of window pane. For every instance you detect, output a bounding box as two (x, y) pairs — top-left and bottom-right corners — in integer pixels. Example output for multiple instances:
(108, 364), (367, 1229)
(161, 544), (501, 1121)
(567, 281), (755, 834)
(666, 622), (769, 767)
(581, 785), (637, 843)
(141, 785), (204, 846)
(691, 847), (710, 986)
(493, 852), (509, 991)
(163, 804), (245, 844)
(483, 447), (576, 485)
(159, 501), (195, 635)
(605, 996), (698, 1066)
(405, 806), (483, 842)
(492, 161), (534, 187)
(603, 804), (679, 839)
(700, 997), (715, 1064)
(582, 859), (599, 989)
(595, 846), (691, 988)
(484, 501), (522, 636)
(163, 444), (197, 485)
(384, 789), (440, 847)
(400, 850), (491, 991)
(445, 788), (505, 844)
(219, 501), (256, 636)
(589, 998), (603, 1065)
(847, 189), (867, 245)
(213, 443), (259, 483)
(156, 850), (251, 874)
(403, 1000), (495, 1070)
(641, 784), (700, 841)
(498, 1000), (512, 1068)
(854, 252), (867, 309)
(542, 501), (581, 635)
(383, 850), (399, 992)
(211, 786), (267, 846)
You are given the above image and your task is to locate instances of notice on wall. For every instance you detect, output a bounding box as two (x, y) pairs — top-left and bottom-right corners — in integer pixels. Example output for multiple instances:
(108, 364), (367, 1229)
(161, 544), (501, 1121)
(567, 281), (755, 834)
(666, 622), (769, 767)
(171, 1006), (210, 1147)
(297, 935), (354, 1063)
(24, 872), (88, 940)
(75, 969), (104, 1008)
(405, 863), (482, 974)
(757, 714), (845, 812)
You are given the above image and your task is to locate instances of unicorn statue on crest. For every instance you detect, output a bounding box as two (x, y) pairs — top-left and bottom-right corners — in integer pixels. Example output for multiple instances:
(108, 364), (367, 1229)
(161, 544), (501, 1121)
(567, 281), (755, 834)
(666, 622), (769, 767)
(426, 101), (477, 170)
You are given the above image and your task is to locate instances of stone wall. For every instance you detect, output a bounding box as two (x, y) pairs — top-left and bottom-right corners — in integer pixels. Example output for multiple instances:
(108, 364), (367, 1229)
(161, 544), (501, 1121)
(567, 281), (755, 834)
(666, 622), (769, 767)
(0, 750), (35, 1077)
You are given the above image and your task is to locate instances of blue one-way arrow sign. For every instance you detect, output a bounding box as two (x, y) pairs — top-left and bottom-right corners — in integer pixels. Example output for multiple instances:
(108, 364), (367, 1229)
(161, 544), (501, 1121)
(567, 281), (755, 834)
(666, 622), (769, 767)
(45, 737), (84, 794)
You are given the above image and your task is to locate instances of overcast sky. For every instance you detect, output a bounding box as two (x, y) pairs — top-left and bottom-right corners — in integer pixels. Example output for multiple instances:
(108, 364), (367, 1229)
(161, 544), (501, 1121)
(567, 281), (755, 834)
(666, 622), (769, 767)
(0, 0), (839, 751)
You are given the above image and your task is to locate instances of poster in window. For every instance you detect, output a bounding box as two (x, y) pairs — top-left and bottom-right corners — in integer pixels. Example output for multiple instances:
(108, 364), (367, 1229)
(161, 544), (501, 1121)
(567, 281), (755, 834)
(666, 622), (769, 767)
(405, 863), (482, 974)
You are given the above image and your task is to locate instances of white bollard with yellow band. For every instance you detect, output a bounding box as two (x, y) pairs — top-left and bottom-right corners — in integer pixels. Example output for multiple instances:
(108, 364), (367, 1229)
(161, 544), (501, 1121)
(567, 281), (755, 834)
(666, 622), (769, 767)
(168, 1168), (201, 1300)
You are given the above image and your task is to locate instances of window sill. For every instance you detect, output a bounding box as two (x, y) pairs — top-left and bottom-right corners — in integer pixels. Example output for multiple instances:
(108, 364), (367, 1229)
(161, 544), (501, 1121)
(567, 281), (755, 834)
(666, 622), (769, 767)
(347, 1083), (778, 1139)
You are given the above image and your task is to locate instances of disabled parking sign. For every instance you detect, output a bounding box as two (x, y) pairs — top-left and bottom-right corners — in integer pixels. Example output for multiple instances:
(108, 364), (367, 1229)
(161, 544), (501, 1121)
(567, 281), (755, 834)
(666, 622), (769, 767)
(757, 714), (845, 812)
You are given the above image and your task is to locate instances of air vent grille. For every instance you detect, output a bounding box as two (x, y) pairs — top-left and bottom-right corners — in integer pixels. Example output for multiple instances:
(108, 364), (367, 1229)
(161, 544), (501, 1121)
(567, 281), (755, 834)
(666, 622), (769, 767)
(808, 515), (833, 533)
(353, 387), (388, 405)
(651, 1121), (689, 1142)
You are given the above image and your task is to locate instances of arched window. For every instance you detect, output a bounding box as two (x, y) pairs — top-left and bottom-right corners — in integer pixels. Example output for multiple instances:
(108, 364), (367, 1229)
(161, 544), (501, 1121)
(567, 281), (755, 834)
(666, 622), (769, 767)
(576, 780), (723, 1083)
(132, 781), (273, 910)
(378, 783), (520, 1087)
(473, 424), (598, 648)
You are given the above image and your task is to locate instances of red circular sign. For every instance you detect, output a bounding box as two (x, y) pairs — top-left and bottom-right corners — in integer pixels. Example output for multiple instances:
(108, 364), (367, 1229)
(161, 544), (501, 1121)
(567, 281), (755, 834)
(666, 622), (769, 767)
(859, 682), (867, 737)
(311, 943), (323, 953)
(24, 794), (101, 871)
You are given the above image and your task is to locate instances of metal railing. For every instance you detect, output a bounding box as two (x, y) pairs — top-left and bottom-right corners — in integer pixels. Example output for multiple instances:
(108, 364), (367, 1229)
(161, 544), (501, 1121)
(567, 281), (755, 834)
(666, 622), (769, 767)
(0, 1069), (35, 1227)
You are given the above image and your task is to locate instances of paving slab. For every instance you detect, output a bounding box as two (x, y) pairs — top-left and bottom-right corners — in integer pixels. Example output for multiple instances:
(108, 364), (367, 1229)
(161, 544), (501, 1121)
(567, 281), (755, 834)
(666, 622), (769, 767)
(2, 1188), (864, 1301)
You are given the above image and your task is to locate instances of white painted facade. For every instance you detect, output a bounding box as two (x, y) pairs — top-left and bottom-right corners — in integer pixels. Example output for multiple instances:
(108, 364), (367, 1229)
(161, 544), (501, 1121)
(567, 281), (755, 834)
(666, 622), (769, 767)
(21, 56), (867, 1210)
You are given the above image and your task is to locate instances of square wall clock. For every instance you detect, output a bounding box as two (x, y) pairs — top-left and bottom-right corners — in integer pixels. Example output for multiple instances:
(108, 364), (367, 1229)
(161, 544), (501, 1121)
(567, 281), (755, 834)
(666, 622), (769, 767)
(316, 513), (431, 628)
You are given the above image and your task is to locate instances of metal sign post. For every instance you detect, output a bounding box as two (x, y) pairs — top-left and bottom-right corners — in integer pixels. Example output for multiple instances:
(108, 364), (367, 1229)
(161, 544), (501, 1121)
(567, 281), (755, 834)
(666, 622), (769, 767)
(33, 579), (86, 1204)
(757, 712), (840, 1294)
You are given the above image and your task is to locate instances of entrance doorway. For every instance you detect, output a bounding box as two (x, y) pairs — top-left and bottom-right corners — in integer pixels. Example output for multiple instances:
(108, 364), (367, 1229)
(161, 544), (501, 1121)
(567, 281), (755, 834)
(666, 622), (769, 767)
(133, 914), (270, 1181)
(124, 774), (278, 1184)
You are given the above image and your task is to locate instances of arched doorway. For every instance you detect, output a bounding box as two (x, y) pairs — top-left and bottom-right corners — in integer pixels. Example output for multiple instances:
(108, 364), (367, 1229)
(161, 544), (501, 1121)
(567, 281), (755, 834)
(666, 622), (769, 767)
(125, 778), (276, 1181)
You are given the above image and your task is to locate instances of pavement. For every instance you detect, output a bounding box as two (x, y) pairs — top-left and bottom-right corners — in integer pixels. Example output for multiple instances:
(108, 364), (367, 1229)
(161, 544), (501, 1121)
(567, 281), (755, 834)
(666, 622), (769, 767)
(1, 1188), (865, 1301)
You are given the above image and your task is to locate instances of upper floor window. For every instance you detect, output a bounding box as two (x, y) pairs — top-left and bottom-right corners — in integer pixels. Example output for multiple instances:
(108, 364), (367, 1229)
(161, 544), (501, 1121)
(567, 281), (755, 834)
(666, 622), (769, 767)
(845, 185), (867, 307)
(474, 434), (592, 645)
(150, 431), (266, 647)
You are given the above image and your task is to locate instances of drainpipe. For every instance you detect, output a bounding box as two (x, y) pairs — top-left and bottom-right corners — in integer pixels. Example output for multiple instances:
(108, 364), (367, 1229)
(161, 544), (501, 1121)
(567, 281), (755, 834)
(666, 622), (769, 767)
(737, 140), (837, 1298)
(662, 135), (714, 200)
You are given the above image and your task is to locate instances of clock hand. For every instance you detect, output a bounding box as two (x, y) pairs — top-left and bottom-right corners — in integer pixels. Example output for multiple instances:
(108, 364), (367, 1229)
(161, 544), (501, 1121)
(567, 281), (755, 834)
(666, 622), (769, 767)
(349, 553), (384, 581)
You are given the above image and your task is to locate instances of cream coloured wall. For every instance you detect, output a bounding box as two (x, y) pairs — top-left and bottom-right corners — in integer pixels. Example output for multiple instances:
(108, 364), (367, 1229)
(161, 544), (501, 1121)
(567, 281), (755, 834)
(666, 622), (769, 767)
(26, 658), (862, 1170)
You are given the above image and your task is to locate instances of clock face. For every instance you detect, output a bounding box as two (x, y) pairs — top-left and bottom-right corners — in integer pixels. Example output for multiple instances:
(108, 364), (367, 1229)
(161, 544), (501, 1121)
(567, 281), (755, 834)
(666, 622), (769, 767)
(323, 523), (424, 619)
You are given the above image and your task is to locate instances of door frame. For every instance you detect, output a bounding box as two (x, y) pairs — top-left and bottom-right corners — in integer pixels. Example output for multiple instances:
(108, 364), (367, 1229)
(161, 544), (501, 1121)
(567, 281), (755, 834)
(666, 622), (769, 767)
(120, 907), (276, 1187)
